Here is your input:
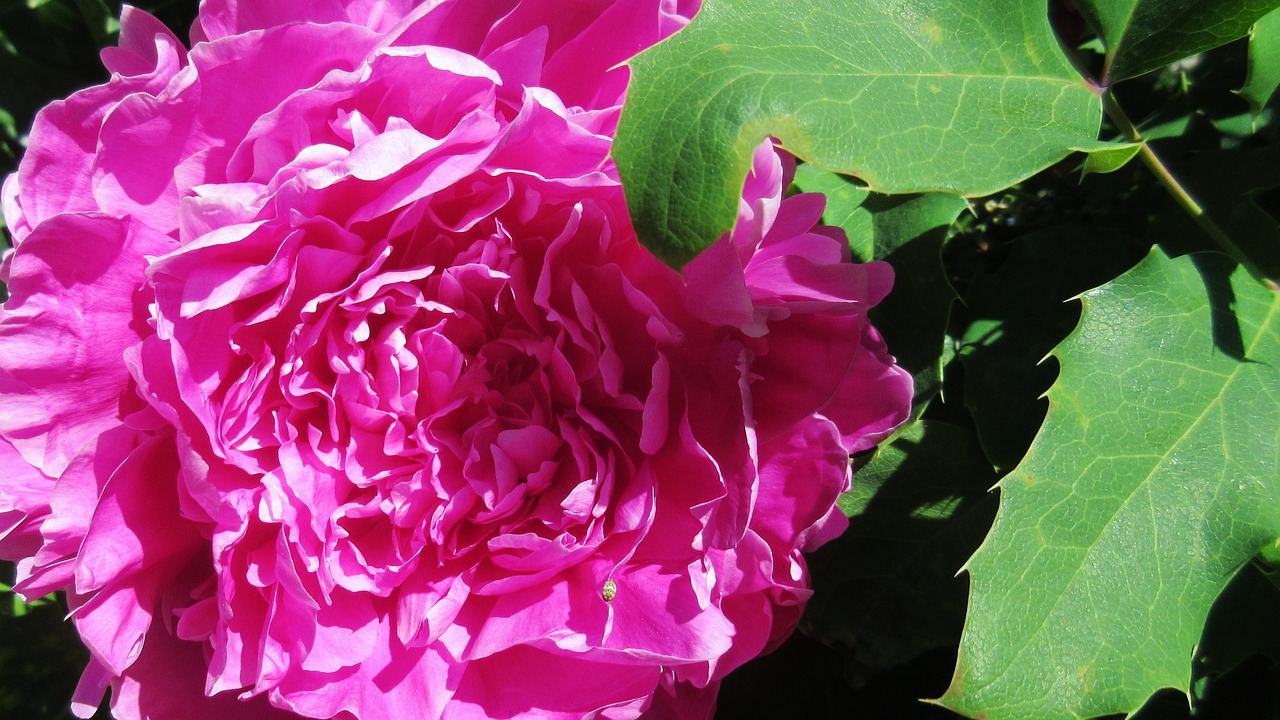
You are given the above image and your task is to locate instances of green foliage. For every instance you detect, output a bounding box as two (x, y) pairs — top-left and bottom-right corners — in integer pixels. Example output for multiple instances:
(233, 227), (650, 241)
(1080, 141), (1142, 176)
(1240, 7), (1280, 116)
(940, 249), (1280, 720)
(1075, 0), (1280, 83)
(804, 420), (997, 683)
(614, 0), (1104, 266)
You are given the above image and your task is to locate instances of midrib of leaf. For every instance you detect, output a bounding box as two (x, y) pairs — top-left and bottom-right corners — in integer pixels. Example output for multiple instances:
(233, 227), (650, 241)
(659, 53), (1089, 84)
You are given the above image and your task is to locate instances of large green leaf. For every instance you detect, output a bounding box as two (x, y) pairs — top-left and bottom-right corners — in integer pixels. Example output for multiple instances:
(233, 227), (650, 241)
(939, 249), (1280, 720)
(614, 0), (1102, 266)
(1240, 8), (1280, 116)
(1076, 0), (1280, 83)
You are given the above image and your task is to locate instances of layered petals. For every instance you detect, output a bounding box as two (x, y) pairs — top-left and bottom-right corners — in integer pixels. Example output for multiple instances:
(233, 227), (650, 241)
(0, 2), (911, 719)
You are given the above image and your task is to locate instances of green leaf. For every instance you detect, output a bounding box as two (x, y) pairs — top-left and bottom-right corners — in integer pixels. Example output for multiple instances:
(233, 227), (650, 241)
(1080, 142), (1143, 177)
(805, 420), (997, 680)
(1241, 8), (1280, 116)
(1076, 0), (1280, 84)
(614, 0), (1103, 266)
(939, 249), (1280, 720)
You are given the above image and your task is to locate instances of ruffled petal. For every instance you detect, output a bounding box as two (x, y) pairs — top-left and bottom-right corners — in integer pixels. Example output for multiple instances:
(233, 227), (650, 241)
(0, 214), (173, 477)
(0, 4), (910, 720)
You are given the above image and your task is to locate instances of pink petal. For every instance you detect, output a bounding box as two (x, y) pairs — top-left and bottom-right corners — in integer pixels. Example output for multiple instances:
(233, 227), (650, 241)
(822, 325), (914, 453)
(447, 645), (660, 720)
(0, 214), (173, 477)
(193, 0), (414, 43)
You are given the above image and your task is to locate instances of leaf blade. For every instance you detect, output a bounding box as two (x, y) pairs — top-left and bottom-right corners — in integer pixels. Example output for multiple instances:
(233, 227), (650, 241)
(1240, 7), (1280, 116)
(615, 0), (1102, 266)
(940, 249), (1280, 720)
(1077, 0), (1280, 83)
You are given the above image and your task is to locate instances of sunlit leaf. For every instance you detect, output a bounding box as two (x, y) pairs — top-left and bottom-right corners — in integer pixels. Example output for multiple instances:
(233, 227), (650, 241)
(615, 0), (1102, 266)
(940, 249), (1280, 720)
(1080, 142), (1142, 177)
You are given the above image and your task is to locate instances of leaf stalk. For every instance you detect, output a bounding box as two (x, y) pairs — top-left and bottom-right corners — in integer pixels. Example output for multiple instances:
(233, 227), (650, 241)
(1101, 91), (1278, 292)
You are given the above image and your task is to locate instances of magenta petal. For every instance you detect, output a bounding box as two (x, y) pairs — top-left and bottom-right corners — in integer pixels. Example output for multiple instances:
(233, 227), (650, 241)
(753, 416), (852, 554)
(15, 425), (141, 599)
(601, 562), (735, 663)
(748, 310), (866, 442)
(456, 562), (608, 661)
(681, 238), (755, 331)
(823, 325), (915, 453)
(0, 435), (53, 561)
(100, 7), (187, 77)
(640, 674), (719, 720)
(108, 615), (296, 720)
(73, 579), (160, 675)
(0, 214), (173, 477)
(194, 0), (414, 42)
(447, 645), (659, 720)
(0, 2), (912, 718)
(71, 436), (203, 673)
(73, 438), (196, 595)
(70, 658), (113, 719)
(7, 42), (181, 242)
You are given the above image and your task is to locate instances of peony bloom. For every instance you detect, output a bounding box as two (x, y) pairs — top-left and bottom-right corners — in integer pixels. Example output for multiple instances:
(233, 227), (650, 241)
(0, 1), (912, 718)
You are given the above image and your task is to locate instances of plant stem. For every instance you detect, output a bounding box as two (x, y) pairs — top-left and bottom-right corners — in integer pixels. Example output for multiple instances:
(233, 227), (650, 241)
(1101, 91), (1276, 290)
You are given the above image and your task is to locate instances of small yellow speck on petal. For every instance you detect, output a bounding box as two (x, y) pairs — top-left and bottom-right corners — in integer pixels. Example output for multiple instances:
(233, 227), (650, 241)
(602, 579), (618, 602)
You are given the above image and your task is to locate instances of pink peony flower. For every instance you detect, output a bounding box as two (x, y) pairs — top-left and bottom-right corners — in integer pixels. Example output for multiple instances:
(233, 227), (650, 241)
(0, 1), (912, 718)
